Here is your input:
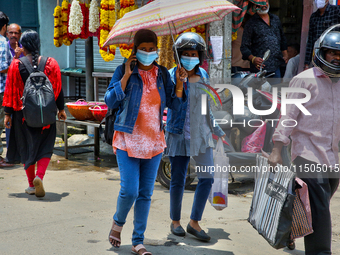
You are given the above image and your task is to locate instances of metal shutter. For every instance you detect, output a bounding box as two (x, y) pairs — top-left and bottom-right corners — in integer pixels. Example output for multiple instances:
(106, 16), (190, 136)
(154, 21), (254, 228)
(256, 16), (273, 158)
(75, 37), (124, 101)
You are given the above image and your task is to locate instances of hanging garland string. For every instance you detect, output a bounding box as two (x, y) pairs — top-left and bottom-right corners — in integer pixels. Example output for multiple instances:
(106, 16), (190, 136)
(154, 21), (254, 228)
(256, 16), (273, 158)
(89, 0), (100, 34)
(79, 1), (90, 39)
(181, 24), (206, 41)
(69, 0), (83, 35)
(99, 0), (116, 62)
(61, 0), (73, 45)
(165, 35), (175, 69)
(119, 0), (137, 59)
(158, 35), (175, 70)
(53, 0), (62, 47)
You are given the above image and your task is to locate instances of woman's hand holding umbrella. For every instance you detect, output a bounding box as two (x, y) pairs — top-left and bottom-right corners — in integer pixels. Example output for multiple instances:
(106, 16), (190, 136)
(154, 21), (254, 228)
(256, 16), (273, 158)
(175, 67), (187, 98)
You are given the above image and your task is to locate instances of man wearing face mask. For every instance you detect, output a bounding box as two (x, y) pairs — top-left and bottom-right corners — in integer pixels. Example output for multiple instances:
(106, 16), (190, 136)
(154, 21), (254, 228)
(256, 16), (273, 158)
(304, 0), (340, 69)
(240, 0), (288, 80)
(269, 29), (340, 254)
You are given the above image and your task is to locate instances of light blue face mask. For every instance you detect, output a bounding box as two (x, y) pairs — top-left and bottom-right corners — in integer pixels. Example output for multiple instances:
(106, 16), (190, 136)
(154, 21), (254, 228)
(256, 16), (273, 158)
(180, 56), (200, 71)
(136, 49), (158, 66)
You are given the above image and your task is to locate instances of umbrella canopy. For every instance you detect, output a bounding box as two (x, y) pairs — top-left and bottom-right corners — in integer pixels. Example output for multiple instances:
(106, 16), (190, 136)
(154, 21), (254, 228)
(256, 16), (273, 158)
(103, 0), (240, 46)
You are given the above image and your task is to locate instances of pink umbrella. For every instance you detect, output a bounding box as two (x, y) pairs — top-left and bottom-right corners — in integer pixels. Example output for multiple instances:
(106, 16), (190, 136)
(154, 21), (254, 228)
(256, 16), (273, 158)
(103, 0), (240, 47)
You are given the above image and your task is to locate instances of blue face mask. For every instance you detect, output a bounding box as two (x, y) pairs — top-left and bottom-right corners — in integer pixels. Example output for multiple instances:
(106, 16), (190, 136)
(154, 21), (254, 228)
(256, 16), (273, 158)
(180, 56), (200, 71)
(136, 49), (158, 66)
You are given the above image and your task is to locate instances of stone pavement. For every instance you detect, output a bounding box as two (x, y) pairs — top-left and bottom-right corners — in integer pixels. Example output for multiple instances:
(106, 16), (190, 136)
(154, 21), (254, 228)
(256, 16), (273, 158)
(0, 151), (340, 255)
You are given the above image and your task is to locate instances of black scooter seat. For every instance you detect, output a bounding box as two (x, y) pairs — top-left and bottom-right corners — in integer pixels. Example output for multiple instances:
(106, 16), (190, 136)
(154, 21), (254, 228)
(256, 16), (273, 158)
(227, 152), (260, 167)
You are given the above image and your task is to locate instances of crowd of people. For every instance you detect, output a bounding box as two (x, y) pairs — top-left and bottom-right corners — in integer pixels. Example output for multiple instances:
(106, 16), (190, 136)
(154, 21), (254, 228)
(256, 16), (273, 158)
(1, 0), (340, 254)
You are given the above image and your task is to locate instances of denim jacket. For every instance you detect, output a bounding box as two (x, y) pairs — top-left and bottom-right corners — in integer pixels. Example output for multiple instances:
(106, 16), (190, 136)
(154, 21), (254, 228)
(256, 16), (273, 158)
(104, 62), (185, 134)
(165, 67), (225, 138)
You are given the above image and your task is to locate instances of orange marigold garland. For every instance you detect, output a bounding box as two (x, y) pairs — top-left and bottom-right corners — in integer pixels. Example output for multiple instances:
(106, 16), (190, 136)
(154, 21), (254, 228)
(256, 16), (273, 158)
(99, 0), (116, 62)
(61, 0), (73, 45)
(119, 0), (137, 59)
(53, 3), (62, 47)
(180, 25), (206, 41)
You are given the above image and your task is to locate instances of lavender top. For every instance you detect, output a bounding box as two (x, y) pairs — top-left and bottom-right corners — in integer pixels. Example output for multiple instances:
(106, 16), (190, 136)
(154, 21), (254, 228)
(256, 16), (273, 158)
(273, 68), (340, 167)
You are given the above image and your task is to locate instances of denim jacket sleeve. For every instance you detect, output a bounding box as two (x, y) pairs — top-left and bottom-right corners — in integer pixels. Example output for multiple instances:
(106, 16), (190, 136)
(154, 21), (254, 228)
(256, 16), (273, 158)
(164, 67), (187, 111)
(104, 65), (126, 109)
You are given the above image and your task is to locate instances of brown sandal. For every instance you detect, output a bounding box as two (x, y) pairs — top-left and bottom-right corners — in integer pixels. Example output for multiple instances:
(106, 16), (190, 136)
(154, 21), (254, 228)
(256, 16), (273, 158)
(109, 222), (122, 248)
(131, 244), (152, 255)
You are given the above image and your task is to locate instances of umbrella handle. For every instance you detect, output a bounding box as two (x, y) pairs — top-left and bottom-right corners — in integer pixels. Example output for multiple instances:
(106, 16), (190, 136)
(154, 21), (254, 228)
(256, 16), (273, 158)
(168, 22), (187, 83)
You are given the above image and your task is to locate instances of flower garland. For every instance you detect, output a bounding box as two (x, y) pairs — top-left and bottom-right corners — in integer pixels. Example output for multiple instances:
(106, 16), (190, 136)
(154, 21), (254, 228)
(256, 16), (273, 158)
(118, 0), (137, 19)
(61, 0), (73, 46)
(119, 0), (137, 58)
(232, 31), (238, 41)
(69, 0), (83, 35)
(53, 4), (62, 47)
(181, 24), (206, 41)
(89, 0), (100, 33)
(158, 35), (175, 70)
(99, 0), (116, 62)
(79, 2), (89, 39)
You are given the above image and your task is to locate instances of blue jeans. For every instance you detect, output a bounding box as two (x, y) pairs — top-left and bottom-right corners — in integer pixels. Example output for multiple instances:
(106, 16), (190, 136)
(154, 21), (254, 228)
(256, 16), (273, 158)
(113, 149), (162, 246)
(169, 147), (214, 221)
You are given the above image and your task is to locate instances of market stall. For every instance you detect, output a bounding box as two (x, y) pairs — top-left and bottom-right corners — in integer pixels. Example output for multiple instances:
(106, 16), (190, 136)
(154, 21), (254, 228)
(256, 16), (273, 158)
(53, 0), (208, 68)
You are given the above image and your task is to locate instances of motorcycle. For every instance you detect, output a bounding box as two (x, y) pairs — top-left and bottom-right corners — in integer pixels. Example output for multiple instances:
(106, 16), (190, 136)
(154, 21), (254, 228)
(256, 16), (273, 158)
(156, 50), (291, 189)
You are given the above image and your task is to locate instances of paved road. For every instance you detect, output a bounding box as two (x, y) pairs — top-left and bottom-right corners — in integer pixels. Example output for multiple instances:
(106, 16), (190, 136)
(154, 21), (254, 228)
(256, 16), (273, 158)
(0, 152), (339, 255)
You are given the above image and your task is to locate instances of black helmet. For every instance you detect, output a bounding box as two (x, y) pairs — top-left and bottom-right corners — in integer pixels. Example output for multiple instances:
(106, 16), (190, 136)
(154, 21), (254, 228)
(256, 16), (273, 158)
(313, 26), (340, 77)
(173, 32), (206, 65)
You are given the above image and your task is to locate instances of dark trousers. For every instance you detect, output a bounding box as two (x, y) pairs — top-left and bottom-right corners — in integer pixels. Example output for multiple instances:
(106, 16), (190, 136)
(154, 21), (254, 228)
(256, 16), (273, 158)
(169, 148), (214, 222)
(294, 157), (339, 255)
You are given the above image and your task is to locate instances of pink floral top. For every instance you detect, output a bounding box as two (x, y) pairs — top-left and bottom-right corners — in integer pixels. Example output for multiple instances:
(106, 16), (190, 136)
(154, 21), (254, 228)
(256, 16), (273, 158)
(112, 65), (166, 159)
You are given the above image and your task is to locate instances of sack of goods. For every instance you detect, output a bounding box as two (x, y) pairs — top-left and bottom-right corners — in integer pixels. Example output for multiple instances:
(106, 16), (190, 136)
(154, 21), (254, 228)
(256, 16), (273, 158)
(209, 138), (229, 211)
(248, 155), (296, 249)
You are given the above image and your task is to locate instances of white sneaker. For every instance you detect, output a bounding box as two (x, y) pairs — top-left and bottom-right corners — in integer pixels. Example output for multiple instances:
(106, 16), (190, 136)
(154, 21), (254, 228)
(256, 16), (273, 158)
(25, 187), (35, 195)
(33, 176), (45, 197)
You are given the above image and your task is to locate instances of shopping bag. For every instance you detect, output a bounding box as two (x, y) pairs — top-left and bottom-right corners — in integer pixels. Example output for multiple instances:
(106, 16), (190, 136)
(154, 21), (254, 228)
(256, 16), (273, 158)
(291, 178), (313, 239)
(209, 138), (229, 211)
(248, 155), (296, 249)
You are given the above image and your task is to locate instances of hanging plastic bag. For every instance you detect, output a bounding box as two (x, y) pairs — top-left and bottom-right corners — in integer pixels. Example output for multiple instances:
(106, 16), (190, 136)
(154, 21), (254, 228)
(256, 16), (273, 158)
(209, 138), (229, 211)
(241, 123), (267, 153)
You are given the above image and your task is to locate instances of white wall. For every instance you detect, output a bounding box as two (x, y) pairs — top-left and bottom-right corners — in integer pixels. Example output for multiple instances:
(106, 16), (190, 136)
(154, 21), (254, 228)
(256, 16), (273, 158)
(37, 0), (75, 69)
(37, 0), (75, 95)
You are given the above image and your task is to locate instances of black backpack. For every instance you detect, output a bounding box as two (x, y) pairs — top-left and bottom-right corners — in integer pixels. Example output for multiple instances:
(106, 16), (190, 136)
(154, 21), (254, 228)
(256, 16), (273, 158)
(100, 64), (168, 145)
(20, 56), (57, 128)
